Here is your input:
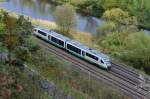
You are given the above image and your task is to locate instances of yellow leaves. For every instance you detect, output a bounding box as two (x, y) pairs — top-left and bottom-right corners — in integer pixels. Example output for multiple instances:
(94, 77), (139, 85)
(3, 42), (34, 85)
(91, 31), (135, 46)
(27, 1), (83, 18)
(3, 13), (17, 31)
(103, 8), (138, 25)
(54, 4), (76, 33)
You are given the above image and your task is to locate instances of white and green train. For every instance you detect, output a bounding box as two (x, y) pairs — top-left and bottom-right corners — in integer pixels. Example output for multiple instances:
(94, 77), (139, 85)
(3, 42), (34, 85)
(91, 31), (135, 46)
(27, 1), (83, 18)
(34, 27), (111, 70)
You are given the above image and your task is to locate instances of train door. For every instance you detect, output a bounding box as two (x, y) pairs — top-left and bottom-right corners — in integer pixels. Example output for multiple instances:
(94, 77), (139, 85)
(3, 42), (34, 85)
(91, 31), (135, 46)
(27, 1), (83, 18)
(48, 35), (51, 40)
(82, 51), (85, 56)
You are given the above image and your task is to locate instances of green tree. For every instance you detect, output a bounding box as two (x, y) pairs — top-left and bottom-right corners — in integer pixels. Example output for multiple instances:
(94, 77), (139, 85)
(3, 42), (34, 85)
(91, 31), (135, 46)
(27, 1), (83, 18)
(97, 8), (138, 35)
(123, 32), (150, 74)
(102, 8), (138, 26)
(96, 8), (138, 55)
(97, 8), (150, 74)
(15, 46), (31, 63)
(0, 10), (5, 33)
(77, 0), (104, 17)
(0, 12), (18, 65)
(54, 4), (76, 36)
(126, 0), (150, 29)
(0, 12), (34, 65)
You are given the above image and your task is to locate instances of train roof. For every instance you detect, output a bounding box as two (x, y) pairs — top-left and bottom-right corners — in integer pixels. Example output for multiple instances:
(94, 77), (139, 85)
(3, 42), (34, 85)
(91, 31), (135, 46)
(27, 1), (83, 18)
(50, 31), (71, 41)
(35, 27), (71, 41)
(89, 50), (110, 60)
(67, 40), (89, 50)
(67, 40), (110, 60)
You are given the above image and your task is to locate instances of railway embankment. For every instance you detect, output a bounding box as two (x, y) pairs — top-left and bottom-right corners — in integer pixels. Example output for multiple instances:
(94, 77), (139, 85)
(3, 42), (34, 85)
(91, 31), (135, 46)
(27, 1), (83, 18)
(1, 7), (150, 77)
(0, 9), (130, 98)
(0, 8), (150, 98)
(26, 39), (131, 99)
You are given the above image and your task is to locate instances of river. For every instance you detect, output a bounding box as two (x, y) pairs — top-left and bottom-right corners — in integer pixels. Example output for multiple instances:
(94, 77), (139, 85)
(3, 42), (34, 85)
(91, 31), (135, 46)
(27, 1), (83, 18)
(0, 0), (104, 34)
(0, 0), (150, 35)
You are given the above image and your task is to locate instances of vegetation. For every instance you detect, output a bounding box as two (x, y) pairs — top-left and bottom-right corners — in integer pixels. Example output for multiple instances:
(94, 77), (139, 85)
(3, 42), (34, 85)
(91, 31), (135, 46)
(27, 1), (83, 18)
(28, 47), (131, 99)
(0, 64), (51, 99)
(97, 8), (150, 74)
(0, 9), (130, 98)
(0, 10), (50, 98)
(53, 4), (77, 36)
(49, 0), (150, 30)
(53, 4), (150, 75)
(0, 11), (35, 65)
(1, 0), (149, 97)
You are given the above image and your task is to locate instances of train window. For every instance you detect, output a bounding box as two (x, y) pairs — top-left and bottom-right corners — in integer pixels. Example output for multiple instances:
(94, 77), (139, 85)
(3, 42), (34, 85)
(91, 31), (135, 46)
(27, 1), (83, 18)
(48, 35), (51, 40)
(82, 51), (85, 56)
(51, 36), (64, 46)
(38, 30), (47, 36)
(86, 53), (98, 61)
(67, 44), (81, 54)
(101, 60), (104, 64)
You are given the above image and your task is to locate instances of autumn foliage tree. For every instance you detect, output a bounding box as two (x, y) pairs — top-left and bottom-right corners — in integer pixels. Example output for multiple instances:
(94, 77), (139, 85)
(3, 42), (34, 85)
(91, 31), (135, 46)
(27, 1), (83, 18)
(0, 12), (18, 65)
(54, 4), (76, 36)
(97, 8), (150, 74)
(0, 11), (34, 65)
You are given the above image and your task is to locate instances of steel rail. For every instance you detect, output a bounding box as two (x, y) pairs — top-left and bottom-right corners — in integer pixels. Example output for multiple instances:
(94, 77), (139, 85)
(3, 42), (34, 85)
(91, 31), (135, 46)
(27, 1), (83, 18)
(36, 38), (149, 99)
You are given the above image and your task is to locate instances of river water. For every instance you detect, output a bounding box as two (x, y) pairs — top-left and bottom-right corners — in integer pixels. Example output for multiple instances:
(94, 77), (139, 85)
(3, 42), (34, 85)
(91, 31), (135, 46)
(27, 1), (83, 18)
(0, 0), (150, 35)
(0, 0), (104, 34)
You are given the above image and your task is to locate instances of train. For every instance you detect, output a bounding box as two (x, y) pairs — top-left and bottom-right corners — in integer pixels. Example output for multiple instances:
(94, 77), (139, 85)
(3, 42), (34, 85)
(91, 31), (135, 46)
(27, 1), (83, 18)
(34, 27), (111, 70)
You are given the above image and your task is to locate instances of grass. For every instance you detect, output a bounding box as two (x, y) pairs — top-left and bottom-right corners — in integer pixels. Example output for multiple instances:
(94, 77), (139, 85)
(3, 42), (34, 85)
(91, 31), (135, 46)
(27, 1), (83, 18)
(26, 45), (131, 99)
(27, 52), (88, 99)
(31, 19), (57, 29)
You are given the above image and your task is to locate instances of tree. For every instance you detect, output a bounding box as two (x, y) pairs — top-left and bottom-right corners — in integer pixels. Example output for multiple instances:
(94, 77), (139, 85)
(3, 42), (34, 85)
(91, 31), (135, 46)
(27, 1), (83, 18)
(123, 32), (150, 74)
(96, 8), (138, 46)
(96, 8), (139, 56)
(0, 12), (18, 65)
(0, 12), (34, 65)
(53, 4), (76, 36)
(97, 8), (150, 74)
(126, 0), (150, 28)
(15, 46), (31, 63)
(97, 8), (138, 38)
(102, 8), (138, 26)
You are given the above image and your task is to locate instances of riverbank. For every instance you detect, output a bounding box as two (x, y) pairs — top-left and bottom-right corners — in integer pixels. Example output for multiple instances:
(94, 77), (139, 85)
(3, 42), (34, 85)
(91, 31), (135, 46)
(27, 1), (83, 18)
(49, 0), (150, 30)
(47, 0), (104, 17)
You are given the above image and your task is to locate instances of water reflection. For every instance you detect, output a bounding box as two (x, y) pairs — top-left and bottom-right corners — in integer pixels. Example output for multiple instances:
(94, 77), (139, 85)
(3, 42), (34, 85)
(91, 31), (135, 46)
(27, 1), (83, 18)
(144, 30), (150, 35)
(2, 0), (149, 35)
(0, 0), (102, 34)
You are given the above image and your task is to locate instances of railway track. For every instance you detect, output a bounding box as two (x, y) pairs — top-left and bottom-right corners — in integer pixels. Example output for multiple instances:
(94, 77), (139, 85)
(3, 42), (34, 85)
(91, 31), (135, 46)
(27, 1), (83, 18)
(37, 37), (150, 99)
(111, 63), (149, 92)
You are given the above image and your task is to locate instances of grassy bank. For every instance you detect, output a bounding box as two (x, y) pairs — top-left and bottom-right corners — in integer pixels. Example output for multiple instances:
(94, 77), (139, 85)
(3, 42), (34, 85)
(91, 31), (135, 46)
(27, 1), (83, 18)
(27, 42), (131, 99)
